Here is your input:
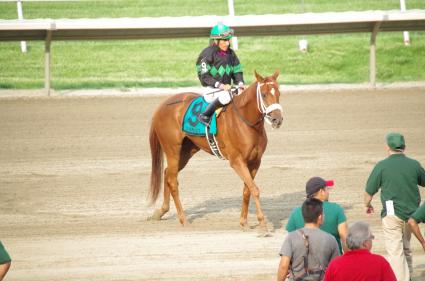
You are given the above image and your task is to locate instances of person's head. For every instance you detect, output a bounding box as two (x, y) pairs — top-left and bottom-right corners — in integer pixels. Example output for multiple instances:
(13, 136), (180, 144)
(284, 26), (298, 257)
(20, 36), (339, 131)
(346, 221), (375, 250)
(210, 23), (233, 51)
(386, 132), (405, 154)
(301, 198), (323, 225)
(305, 177), (334, 201)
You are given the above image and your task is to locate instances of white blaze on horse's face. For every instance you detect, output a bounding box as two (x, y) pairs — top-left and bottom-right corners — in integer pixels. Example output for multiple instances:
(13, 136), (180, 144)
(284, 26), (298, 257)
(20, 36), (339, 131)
(256, 80), (283, 129)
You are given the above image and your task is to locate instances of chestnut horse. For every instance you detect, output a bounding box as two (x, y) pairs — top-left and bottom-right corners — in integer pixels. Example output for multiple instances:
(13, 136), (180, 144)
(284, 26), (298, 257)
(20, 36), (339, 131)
(149, 71), (283, 234)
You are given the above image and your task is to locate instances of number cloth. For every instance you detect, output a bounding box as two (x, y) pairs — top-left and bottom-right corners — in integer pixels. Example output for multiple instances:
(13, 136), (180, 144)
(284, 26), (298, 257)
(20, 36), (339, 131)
(182, 96), (217, 136)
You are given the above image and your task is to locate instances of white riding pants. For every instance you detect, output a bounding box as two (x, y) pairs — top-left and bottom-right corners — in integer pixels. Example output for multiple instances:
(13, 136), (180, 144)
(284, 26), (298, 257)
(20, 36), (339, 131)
(202, 87), (231, 105)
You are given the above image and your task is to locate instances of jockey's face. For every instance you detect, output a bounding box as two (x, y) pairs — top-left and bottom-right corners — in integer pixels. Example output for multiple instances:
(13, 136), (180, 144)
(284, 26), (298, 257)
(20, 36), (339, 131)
(217, 39), (230, 52)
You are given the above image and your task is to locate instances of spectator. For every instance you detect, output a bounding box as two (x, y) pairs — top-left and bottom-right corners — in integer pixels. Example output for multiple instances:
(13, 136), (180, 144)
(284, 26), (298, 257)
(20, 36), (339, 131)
(364, 132), (425, 281)
(324, 221), (396, 281)
(408, 202), (425, 251)
(286, 177), (348, 254)
(277, 198), (340, 281)
(0, 241), (11, 281)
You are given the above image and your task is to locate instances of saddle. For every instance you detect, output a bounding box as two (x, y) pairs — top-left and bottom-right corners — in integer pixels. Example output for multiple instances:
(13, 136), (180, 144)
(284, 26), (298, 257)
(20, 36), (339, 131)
(182, 96), (225, 160)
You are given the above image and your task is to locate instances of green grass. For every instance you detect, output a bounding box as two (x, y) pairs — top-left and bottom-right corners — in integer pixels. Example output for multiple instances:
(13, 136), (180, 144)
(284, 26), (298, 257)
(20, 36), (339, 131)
(1, 0), (424, 18)
(0, 1), (425, 89)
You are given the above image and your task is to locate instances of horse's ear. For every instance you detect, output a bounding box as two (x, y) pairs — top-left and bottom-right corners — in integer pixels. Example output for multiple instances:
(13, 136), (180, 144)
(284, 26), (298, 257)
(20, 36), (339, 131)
(254, 70), (264, 82)
(272, 69), (280, 80)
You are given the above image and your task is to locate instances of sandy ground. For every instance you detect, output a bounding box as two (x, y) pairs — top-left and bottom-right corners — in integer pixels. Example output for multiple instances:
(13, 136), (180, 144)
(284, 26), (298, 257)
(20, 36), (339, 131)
(0, 88), (425, 280)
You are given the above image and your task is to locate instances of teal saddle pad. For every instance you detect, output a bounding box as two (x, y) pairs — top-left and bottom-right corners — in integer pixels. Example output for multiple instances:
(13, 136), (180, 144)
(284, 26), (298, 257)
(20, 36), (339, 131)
(182, 96), (217, 136)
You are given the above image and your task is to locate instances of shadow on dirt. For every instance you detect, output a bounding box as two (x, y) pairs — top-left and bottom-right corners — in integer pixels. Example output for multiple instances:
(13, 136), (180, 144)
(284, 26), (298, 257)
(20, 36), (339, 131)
(171, 192), (353, 230)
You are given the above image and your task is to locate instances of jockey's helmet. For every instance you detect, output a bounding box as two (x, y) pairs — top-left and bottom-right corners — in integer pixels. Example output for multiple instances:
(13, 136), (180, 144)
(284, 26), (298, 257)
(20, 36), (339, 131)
(210, 23), (234, 40)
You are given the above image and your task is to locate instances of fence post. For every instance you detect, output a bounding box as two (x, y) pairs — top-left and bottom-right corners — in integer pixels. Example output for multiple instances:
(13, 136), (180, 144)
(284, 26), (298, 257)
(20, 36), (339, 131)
(16, 0), (27, 52)
(399, 0), (410, 45)
(45, 29), (52, 96)
(370, 22), (381, 88)
(227, 0), (238, 50)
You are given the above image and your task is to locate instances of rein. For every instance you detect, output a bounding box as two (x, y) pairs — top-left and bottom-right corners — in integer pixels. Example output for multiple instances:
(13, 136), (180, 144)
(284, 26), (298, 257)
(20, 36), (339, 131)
(230, 88), (264, 128)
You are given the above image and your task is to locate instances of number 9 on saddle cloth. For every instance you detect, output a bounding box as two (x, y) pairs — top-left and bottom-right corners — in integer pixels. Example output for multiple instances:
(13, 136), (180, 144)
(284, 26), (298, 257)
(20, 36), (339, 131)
(182, 88), (241, 160)
(182, 88), (240, 135)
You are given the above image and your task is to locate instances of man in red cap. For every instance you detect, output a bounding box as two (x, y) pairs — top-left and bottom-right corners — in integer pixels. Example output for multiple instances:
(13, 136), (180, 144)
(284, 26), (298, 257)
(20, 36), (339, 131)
(286, 176), (348, 253)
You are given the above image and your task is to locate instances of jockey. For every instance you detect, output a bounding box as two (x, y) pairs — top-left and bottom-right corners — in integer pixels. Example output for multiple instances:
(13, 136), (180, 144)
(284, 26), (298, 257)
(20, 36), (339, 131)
(195, 23), (245, 125)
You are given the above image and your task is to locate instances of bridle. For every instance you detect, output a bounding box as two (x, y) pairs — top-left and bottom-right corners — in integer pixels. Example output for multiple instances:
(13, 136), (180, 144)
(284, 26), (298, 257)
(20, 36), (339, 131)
(230, 81), (283, 128)
(256, 82), (283, 125)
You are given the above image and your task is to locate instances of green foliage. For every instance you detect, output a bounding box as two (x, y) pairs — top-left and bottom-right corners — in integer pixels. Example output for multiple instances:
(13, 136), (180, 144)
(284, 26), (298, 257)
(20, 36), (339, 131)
(0, 1), (424, 89)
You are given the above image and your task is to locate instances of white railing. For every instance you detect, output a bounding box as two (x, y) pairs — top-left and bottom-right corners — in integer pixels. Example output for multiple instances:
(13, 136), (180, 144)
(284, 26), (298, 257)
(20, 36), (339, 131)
(1, 10), (425, 95)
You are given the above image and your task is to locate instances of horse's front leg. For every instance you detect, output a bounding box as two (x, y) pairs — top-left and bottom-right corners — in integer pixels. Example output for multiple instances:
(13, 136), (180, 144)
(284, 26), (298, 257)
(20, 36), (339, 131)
(240, 161), (261, 230)
(240, 184), (250, 230)
(231, 159), (269, 236)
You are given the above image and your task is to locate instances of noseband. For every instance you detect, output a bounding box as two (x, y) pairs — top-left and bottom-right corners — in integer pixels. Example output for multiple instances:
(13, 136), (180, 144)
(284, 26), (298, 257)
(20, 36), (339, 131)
(256, 82), (283, 125)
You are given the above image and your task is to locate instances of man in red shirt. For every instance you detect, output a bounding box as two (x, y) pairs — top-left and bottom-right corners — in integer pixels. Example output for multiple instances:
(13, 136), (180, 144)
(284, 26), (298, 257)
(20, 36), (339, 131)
(324, 221), (396, 281)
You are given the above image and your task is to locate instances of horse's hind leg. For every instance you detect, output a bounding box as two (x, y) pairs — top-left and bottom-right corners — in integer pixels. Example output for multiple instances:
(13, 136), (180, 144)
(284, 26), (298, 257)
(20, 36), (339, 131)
(152, 138), (199, 220)
(154, 139), (199, 225)
(150, 167), (171, 220)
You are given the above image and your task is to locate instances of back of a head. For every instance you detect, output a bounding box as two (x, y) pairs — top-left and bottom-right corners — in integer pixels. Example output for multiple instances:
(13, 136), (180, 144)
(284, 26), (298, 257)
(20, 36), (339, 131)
(386, 132), (405, 152)
(301, 198), (323, 223)
(346, 221), (371, 250)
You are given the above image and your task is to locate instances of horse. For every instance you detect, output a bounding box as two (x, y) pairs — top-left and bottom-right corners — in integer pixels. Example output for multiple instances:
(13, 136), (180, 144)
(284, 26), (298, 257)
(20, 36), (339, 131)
(149, 70), (283, 234)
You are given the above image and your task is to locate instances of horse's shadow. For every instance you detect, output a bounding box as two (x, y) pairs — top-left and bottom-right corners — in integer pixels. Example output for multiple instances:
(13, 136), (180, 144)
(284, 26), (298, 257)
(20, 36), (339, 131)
(164, 193), (297, 230)
(166, 191), (353, 230)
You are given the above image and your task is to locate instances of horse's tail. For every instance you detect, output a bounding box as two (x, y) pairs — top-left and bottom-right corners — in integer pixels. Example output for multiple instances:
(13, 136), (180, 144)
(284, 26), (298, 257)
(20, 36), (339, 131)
(149, 125), (163, 204)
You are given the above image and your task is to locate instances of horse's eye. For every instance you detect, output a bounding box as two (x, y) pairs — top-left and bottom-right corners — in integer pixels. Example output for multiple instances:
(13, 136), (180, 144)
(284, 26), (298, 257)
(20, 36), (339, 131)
(262, 93), (266, 98)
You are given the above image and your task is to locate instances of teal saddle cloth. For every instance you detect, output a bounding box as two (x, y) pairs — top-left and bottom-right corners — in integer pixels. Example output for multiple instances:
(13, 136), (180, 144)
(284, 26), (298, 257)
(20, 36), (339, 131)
(182, 96), (217, 136)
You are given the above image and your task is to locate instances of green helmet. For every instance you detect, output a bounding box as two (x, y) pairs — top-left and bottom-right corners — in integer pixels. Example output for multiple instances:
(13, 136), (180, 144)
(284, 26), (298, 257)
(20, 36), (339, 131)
(210, 23), (234, 40)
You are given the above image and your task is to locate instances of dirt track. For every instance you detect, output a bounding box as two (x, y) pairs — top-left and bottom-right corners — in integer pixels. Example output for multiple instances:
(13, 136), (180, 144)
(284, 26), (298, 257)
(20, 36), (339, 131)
(0, 88), (425, 281)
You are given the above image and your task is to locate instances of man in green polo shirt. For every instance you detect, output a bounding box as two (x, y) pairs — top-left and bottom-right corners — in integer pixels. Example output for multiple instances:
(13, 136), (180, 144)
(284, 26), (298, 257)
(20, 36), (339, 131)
(0, 241), (11, 281)
(364, 132), (425, 281)
(286, 176), (348, 254)
(408, 203), (425, 252)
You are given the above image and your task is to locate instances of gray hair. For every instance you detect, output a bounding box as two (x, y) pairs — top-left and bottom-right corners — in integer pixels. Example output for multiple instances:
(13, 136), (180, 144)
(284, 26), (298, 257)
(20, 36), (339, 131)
(346, 221), (373, 250)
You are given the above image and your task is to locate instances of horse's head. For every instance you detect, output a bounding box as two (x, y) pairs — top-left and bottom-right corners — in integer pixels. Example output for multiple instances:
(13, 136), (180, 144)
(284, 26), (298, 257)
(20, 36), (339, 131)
(254, 70), (283, 129)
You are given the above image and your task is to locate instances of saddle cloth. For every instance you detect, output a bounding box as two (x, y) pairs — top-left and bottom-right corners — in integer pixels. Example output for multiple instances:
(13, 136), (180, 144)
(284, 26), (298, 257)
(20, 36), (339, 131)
(182, 96), (218, 136)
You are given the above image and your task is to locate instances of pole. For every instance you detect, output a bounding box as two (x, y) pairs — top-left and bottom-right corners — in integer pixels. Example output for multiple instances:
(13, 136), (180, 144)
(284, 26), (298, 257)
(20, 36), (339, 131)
(45, 30), (52, 96)
(16, 0), (27, 52)
(227, 0), (238, 50)
(298, 0), (308, 52)
(370, 22), (381, 88)
(400, 0), (410, 45)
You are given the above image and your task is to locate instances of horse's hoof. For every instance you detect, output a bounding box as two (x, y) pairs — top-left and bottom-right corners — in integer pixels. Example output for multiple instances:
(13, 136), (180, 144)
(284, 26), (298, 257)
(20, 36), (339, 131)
(240, 223), (249, 232)
(148, 209), (163, 221)
(257, 230), (273, 237)
(180, 220), (189, 226)
(257, 224), (272, 237)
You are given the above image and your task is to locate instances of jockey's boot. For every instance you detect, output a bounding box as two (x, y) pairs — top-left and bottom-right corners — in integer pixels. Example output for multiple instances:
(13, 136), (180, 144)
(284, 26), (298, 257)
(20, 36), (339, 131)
(198, 98), (222, 126)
